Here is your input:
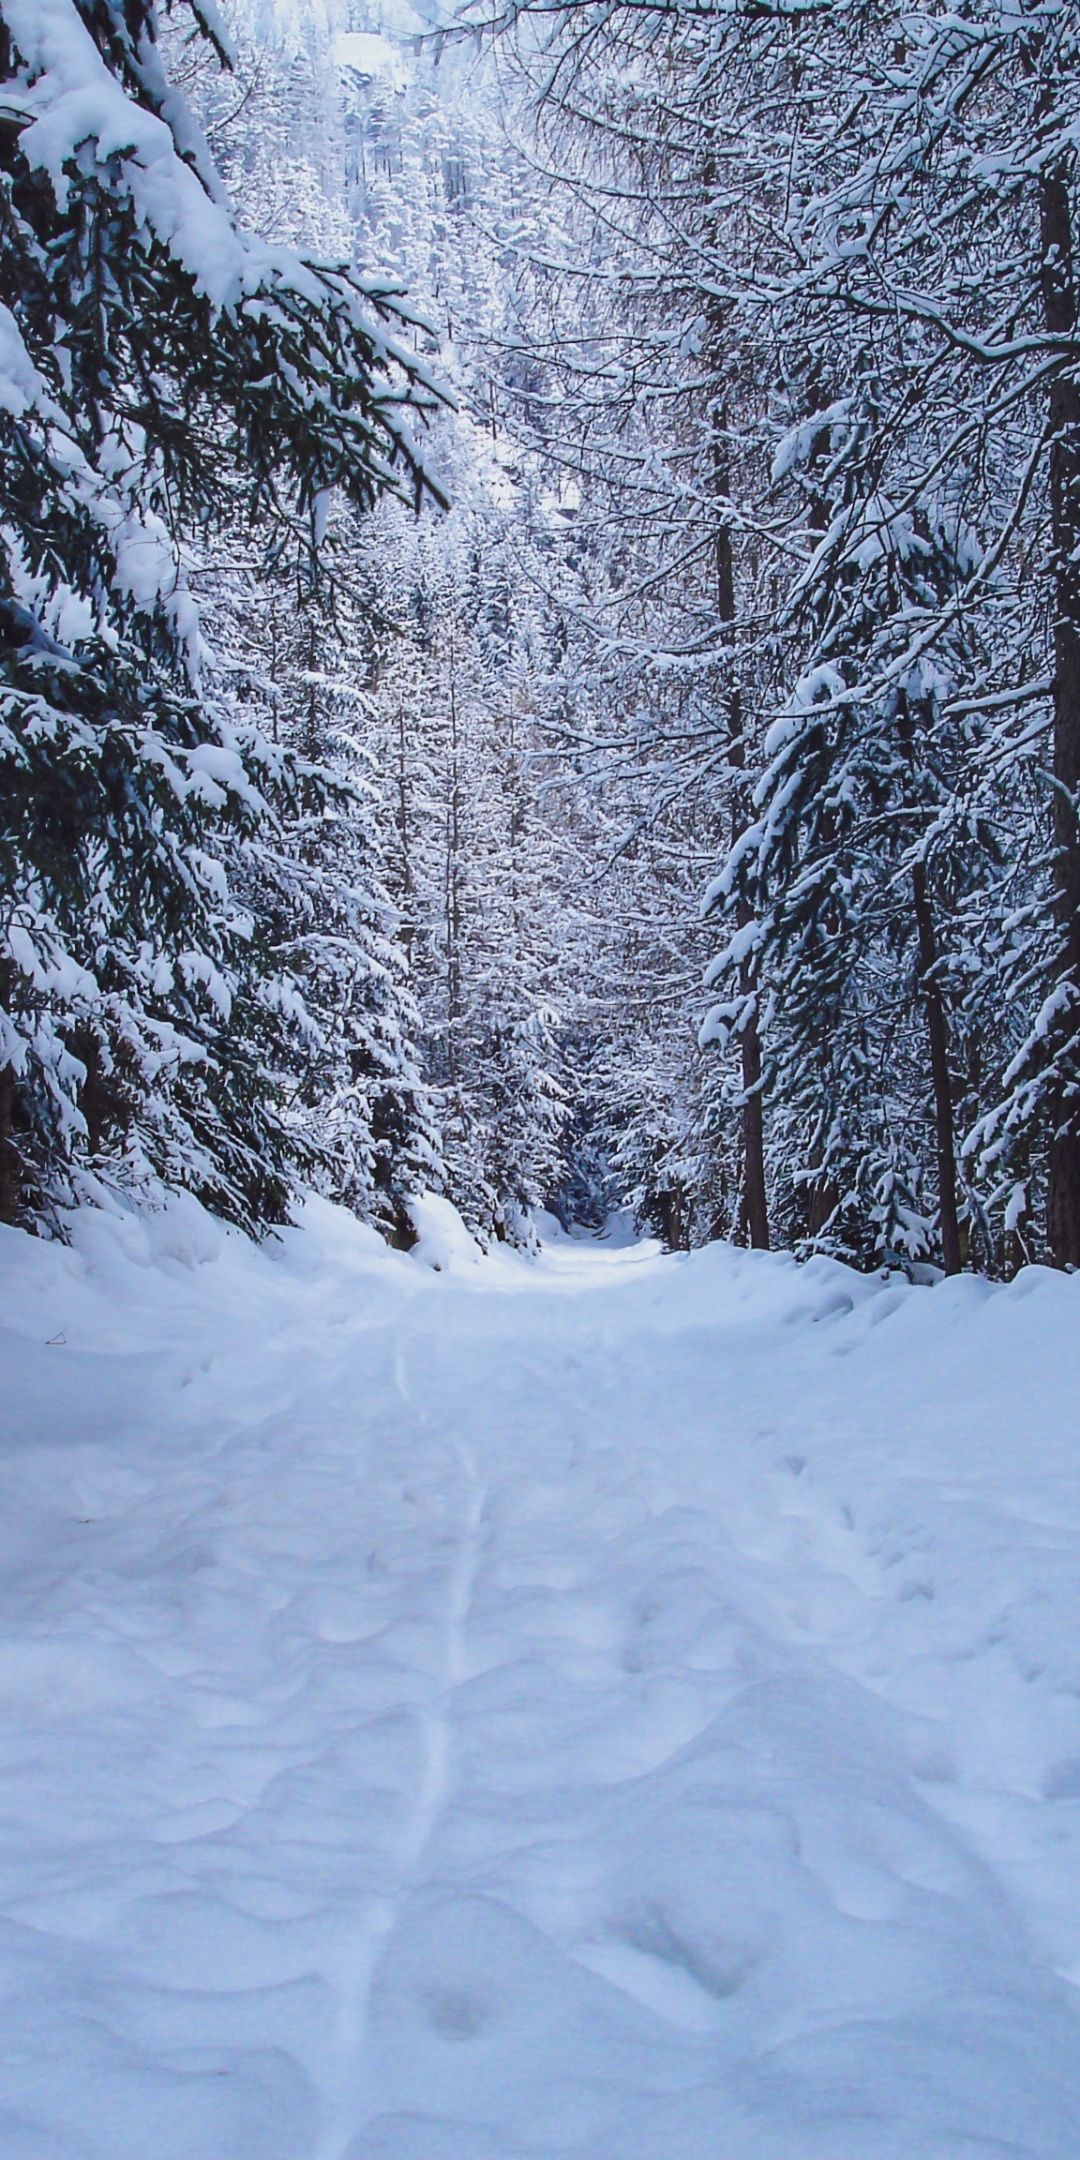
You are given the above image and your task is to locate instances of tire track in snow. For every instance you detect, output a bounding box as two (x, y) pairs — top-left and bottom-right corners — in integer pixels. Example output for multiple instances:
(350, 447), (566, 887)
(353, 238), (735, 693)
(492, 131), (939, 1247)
(316, 1343), (488, 2160)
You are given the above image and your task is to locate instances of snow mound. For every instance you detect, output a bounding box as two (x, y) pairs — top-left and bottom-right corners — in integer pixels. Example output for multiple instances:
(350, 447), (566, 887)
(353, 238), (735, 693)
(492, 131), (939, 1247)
(406, 1190), (485, 1271)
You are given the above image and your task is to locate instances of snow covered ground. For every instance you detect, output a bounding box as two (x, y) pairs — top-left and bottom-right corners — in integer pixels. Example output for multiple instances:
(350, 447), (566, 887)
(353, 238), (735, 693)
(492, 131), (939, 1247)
(2, 1198), (1080, 2159)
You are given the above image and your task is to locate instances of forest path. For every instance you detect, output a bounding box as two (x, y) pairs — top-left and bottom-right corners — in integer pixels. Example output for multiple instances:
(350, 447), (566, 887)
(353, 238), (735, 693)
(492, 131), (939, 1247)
(2, 1200), (1080, 2158)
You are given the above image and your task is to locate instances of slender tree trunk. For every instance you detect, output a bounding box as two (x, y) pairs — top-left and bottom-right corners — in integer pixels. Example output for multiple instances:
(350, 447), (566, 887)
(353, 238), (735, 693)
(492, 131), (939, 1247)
(715, 491), (770, 1249)
(0, 1061), (16, 1227)
(737, 983), (769, 1250)
(658, 1185), (688, 1252)
(74, 1034), (108, 1162)
(1039, 161), (1080, 1266)
(0, 959), (17, 1224)
(896, 695), (963, 1275)
(305, 619), (319, 759)
(396, 703), (415, 966)
(445, 650), (463, 1089)
(910, 859), (963, 1275)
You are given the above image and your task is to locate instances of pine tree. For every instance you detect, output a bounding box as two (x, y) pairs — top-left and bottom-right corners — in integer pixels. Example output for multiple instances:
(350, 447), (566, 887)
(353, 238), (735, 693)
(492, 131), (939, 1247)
(354, 476), (571, 1243)
(705, 390), (1000, 1271)
(200, 509), (441, 1243)
(331, 33), (585, 1244)
(0, 0), (443, 1227)
(464, 0), (788, 1248)
(489, 0), (1080, 1271)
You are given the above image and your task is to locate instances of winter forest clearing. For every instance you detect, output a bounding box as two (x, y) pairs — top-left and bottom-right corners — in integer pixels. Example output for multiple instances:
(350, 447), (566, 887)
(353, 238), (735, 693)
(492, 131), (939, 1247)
(7, 0), (1080, 2154)
(3, 1197), (1080, 2160)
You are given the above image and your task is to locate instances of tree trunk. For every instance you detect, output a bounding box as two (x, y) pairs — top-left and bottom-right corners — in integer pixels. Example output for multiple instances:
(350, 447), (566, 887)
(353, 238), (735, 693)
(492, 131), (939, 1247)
(0, 1061), (16, 1227)
(396, 703), (415, 966)
(657, 1185), (688, 1252)
(736, 967), (770, 1250)
(1039, 160), (1080, 1266)
(445, 647), (463, 1089)
(0, 956), (17, 1225)
(714, 443), (769, 1249)
(895, 692), (963, 1276)
(911, 858), (963, 1275)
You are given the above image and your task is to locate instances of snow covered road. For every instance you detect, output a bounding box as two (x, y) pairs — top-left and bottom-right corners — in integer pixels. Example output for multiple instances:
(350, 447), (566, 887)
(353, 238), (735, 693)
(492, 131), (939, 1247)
(3, 1200), (1080, 2158)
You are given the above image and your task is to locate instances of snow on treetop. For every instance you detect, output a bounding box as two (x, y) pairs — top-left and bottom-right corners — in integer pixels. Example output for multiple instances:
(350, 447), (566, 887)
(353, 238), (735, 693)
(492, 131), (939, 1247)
(4, 0), (425, 362)
(333, 30), (411, 89)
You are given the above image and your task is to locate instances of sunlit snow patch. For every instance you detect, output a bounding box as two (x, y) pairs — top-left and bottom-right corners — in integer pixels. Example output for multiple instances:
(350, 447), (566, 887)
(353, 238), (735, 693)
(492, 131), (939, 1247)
(333, 31), (410, 87)
(407, 1191), (485, 1271)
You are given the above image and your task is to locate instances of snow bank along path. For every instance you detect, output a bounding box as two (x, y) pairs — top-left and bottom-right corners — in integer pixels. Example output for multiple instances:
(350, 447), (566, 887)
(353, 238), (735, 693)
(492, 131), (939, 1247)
(3, 1196), (1080, 2159)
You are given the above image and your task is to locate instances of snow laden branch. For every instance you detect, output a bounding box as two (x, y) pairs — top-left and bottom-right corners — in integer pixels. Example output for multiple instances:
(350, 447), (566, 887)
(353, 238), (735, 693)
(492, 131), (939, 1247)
(0, 0), (450, 1233)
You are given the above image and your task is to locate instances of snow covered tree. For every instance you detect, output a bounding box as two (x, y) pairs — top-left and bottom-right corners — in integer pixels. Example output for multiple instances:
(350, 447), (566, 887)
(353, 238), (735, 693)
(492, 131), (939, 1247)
(0, 0), (443, 1228)
(318, 28), (586, 1243)
(704, 391), (1002, 1272)
(487, 0), (1080, 1272)
(711, 0), (1080, 1271)
(353, 473), (571, 1243)
(200, 507), (441, 1243)
(471, 0), (782, 1247)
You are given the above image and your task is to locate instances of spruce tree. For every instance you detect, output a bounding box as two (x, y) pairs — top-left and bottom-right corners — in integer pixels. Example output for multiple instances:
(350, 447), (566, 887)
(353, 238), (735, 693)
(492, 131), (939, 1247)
(706, 392), (997, 1272)
(0, 0), (443, 1227)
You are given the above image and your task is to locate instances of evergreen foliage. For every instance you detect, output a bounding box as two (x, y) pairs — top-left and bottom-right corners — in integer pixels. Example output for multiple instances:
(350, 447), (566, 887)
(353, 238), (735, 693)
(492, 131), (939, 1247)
(0, 0), (442, 1228)
(8, 0), (1080, 1274)
(475, 0), (1080, 1274)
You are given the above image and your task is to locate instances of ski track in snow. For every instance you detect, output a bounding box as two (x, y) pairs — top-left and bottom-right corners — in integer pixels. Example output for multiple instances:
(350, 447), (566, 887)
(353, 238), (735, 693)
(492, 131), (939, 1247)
(2, 1196), (1080, 2157)
(317, 1349), (489, 2160)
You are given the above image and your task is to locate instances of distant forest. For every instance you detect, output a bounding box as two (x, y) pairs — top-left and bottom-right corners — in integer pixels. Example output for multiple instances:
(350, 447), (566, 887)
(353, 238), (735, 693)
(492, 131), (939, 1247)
(5, 0), (1080, 1276)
